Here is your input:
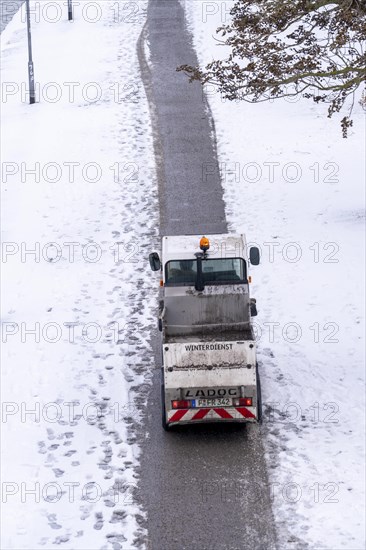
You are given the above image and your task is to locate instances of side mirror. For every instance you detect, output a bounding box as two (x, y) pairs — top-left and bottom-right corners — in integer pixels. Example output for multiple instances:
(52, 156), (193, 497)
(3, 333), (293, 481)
(250, 298), (258, 317)
(249, 246), (260, 266)
(149, 252), (161, 271)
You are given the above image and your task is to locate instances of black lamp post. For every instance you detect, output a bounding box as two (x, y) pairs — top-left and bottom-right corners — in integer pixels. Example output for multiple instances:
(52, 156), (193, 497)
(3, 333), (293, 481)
(25, 0), (36, 104)
(68, 0), (73, 21)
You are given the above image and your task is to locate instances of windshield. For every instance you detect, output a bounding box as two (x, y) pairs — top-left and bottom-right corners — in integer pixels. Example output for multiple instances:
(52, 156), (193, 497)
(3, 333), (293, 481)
(165, 258), (246, 286)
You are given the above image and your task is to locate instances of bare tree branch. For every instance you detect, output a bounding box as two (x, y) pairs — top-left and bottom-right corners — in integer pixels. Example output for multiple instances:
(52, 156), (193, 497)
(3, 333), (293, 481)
(177, 0), (366, 136)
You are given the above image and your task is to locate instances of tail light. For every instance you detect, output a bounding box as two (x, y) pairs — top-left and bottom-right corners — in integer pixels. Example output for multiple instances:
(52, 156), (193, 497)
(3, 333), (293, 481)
(171, 400), (191, 409)
(233, 397), (253, 407)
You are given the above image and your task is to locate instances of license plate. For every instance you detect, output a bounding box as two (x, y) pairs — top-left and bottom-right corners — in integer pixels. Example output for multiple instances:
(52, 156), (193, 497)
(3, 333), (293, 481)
(195, 398), (232, 408)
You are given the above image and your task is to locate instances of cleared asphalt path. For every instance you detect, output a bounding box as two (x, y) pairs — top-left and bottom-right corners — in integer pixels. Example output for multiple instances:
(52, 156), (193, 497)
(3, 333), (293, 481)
(137, 1), (278, 549)
(140, 0), (226, 236)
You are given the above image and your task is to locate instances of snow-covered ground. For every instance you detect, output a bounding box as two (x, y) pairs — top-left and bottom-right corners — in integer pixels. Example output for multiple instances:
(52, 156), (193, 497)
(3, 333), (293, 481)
(184, 2), (365, 549)
(1, 2), (158, 548)
(2, 1), (365, 549)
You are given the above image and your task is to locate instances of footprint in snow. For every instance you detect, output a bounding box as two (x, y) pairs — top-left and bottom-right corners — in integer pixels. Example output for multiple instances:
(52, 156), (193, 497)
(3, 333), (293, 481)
(38, 441), (47, 454)
(49, 522), (62, 530)
(98, 374), (107, 386)
(86, 445), (97, 455)
(104, 499), (116, 508)
(99, 443), (113, 466)
(45, 454), (56, 467)
(106, 532), (127, 546)
(113, 432), (123, 445)
(105, 467), (115, 479)
(47, 514), (62, 530)
(64, 449), (77, 457)
(46, 428), (56, 441)
(94, 512), (104, 530)
(110, 510), (127, 524)
(79, 505), (91, 520)
(261, 347), (275, 358)
(53, 535), (70, 544)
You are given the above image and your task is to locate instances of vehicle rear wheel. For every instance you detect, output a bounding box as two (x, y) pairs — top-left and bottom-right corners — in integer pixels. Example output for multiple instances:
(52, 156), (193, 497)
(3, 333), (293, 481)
(161, 373), (170, 431)
(256, 363), (263, 424)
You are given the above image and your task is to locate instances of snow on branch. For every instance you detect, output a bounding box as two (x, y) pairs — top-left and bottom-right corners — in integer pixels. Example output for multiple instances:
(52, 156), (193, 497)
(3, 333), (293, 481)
(178, 0), (366, 136)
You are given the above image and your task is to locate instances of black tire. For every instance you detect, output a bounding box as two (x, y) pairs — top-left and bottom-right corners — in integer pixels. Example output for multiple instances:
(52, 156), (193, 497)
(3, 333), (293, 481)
(256, 363), (263, 424)
(161, 371), (170, 431)
(158, 300), (164, 332)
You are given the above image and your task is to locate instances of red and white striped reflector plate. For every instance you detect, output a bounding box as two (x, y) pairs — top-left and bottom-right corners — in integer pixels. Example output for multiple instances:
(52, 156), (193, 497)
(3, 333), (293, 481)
(168, 407), (256, 424)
